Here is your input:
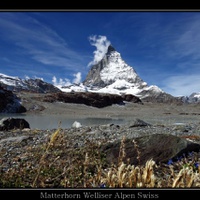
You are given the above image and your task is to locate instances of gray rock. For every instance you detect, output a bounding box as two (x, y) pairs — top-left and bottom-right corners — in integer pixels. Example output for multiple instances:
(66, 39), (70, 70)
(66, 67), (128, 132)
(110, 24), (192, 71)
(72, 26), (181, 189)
(101, 134), (200, 166)
(0, 117), (30, 131)
(129, 118), (151, 128)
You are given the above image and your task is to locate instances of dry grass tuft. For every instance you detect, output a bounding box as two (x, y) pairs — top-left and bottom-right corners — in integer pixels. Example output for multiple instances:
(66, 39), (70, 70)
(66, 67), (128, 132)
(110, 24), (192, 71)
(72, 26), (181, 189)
(32, 128), (61, 187)
(100, 159), (156, 188)
(0, 128), (199, 188)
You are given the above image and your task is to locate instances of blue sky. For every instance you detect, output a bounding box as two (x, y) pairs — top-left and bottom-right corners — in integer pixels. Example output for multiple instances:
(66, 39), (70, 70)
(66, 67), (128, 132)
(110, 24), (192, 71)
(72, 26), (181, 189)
(0, 11), (200, 96)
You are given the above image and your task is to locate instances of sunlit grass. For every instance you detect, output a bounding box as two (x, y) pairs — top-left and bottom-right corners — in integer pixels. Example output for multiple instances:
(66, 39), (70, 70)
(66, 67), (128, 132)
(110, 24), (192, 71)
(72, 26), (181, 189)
(0, 128), (199, 188)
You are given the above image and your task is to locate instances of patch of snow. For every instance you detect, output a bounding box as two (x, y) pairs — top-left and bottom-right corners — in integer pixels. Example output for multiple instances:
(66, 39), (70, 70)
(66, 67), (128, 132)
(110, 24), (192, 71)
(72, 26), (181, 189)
(0, 73), (27, 89)
(100, 51), (139, 84)
(193, 93), (200, 98)
(146, 85), (164, 93)
(59, 83), (88, 93)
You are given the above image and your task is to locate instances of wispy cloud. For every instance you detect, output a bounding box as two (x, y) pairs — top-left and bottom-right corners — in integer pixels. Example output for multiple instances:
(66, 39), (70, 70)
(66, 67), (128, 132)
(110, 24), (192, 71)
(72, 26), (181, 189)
(171, 19), (200, 60)
(0, 13), (85, 71)
(52, 72), (82, 87)
(124, 13), (200, 96)
(160, 14), (200, 96)
(162, 74), (200, 97)
(87, 35), (111, 67)
(52, 76), (72, 88)
(73, 72), (82, 84)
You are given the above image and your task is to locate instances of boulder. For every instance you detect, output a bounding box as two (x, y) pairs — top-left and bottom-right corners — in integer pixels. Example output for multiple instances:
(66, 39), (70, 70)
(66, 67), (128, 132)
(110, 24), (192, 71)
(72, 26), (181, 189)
(101, 134), (200, 166)
(129, 118), (152, 128)
(0, 117), (30, 131)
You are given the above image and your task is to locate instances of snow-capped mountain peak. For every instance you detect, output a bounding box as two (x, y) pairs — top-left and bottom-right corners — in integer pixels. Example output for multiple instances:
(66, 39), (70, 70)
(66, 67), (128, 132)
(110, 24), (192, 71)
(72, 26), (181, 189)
(0, 73), (60, 93)
(100, 45), (142, 85)
(80, 44), (175, 103)
(187, 92), (200, 103)
(52, 44), (184, 103)
(0, 44), (185, 104)
(0, 73), (24, 87)
(83, 45), (145, 89)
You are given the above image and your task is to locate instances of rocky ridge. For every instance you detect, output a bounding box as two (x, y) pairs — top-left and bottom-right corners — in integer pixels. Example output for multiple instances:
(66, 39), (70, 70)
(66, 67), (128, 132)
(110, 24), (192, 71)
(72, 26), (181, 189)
(83, 45), (145, 88)
(41, 92), (142, 108)
(0, 73), (60, 93)
(81, 45), (182, 104)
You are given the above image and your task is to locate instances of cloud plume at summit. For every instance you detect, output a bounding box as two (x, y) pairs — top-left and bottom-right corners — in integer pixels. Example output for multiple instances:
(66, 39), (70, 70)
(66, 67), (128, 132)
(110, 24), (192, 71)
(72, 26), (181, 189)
(87, 35), (111, 67)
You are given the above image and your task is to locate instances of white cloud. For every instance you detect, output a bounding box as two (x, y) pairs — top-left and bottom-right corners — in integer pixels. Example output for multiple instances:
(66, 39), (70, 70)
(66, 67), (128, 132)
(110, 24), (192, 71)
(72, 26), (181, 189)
(87, 35), (111, 67)
(52, 72), (82, 88)
(162, 74), (200, 97)
(172, 19), (200, 60)
(73, 72), (82, 84)
(52, 76), (71, 88)
(52, 76), (57, 85)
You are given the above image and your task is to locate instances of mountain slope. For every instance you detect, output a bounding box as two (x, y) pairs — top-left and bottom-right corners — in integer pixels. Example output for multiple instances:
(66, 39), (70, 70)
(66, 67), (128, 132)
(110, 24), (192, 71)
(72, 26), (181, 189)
(0, 86), (26, 113)
(82, 45), (181, 103)
(83, 45), (145, 88)
(0, 73), (60, 93)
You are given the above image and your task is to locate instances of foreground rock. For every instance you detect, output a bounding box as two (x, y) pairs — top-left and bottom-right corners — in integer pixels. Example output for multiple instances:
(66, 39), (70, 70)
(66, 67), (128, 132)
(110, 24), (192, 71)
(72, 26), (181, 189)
(0, 117), (30, 131)
(0, 118), (200, 188)
(129, 118), (152, 127)
(0, 118), (200, 169)
(101, 134), (200, 166)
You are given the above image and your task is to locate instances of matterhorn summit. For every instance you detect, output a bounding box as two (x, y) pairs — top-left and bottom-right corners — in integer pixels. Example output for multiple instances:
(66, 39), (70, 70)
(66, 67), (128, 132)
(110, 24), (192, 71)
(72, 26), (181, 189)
(81, 44), (179, 103)
(58, 44), (181, 103)
(83, 45), (145, 89)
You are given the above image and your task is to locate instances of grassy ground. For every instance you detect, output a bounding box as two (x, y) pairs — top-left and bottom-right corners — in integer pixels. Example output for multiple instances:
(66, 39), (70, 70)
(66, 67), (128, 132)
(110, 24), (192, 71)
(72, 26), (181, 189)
(0, 128), (199, 188)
